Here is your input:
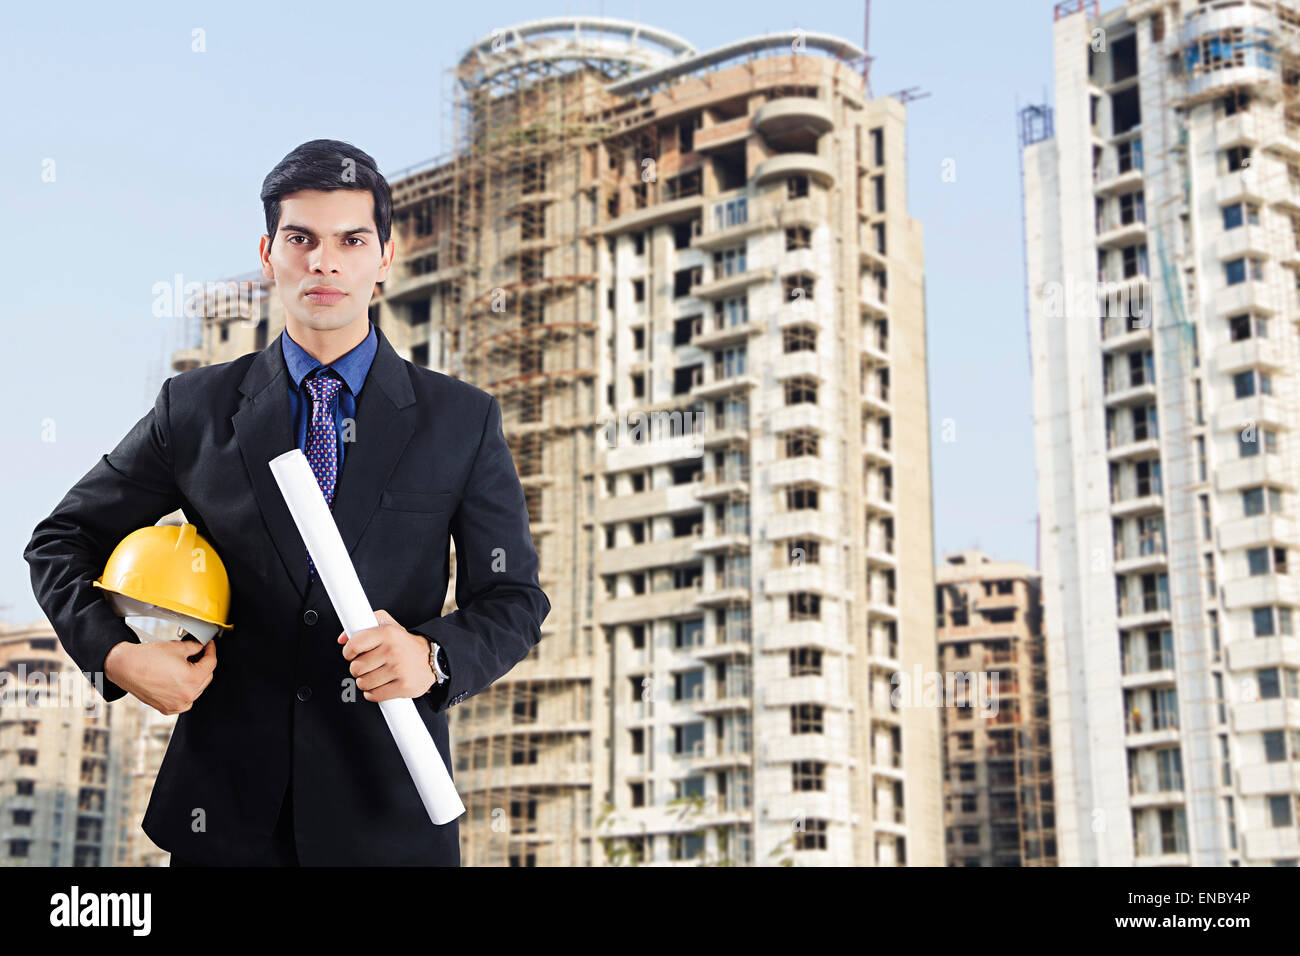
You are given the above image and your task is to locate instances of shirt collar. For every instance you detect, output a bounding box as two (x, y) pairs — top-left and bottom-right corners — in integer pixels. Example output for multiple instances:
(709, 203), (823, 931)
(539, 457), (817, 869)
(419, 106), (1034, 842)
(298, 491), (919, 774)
(281, 321), (378, 396)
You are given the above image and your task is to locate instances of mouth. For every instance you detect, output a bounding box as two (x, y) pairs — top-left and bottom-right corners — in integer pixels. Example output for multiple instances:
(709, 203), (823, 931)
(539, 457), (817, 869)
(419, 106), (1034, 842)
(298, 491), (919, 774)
(305, 287), (347, 305)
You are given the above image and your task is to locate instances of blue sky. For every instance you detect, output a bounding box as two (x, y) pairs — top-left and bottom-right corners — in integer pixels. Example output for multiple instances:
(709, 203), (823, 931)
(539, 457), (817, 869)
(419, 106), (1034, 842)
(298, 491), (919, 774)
(0, 0), (1101, 623)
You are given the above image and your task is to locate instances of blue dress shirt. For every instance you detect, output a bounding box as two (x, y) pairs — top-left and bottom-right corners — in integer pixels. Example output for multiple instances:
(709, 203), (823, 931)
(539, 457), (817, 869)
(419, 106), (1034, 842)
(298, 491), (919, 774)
(281, 321), (378, 472)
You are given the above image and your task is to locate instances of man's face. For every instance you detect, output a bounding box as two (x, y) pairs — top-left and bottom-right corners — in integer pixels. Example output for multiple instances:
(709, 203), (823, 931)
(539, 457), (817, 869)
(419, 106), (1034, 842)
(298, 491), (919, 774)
(258, 188), (394, 333)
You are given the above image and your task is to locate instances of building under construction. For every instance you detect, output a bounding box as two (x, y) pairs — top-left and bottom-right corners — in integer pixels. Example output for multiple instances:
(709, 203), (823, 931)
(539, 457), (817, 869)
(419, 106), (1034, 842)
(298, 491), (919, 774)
(182, 16), (937, 866)
(1027, 0), (1300, 865)
(936, 551), (1056, 866)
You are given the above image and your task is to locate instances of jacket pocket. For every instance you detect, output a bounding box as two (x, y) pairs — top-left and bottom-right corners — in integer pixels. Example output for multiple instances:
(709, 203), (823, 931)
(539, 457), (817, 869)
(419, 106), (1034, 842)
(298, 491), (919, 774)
(379, 490), (454, 514)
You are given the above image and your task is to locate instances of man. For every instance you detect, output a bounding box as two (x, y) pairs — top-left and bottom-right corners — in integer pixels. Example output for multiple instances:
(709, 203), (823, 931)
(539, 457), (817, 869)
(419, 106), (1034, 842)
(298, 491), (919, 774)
(24, 139), (550, 866)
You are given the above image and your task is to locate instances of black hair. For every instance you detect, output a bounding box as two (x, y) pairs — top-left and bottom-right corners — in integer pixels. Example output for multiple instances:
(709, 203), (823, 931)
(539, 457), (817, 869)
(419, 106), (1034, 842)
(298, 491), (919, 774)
(260, 139), (392, 251)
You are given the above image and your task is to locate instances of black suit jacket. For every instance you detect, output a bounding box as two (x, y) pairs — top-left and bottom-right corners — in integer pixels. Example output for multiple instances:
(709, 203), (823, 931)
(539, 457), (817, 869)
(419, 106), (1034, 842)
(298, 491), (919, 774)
(24, 322), (550, 865)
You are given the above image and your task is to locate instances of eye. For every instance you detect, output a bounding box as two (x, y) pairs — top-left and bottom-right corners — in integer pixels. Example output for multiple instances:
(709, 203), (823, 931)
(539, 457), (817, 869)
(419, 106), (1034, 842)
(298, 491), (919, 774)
(345, 237), (364, 246)
(288, 235), (308, 244)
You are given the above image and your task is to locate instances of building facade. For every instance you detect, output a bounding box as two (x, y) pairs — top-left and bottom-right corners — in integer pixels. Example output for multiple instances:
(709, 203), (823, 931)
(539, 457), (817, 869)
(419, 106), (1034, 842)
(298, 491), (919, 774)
(1026, 0), (1300, 865)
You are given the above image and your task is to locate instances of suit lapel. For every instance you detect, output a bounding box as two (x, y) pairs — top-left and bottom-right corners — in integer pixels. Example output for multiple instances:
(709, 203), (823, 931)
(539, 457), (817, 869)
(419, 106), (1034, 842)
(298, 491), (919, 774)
(233, 323), (417, 608)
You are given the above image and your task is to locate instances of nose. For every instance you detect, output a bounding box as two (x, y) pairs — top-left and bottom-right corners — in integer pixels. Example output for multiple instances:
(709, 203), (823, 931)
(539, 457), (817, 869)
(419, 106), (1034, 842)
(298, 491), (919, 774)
(307, 244), (342, 277)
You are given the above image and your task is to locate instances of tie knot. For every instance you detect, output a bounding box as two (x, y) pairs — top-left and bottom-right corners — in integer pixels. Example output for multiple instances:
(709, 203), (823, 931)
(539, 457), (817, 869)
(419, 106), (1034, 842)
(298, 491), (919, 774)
(304, 371), (344, 403)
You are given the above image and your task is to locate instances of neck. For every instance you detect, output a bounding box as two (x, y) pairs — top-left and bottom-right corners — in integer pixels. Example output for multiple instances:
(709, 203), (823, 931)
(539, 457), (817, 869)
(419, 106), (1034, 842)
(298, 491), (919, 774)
(284, 315), (369, 365)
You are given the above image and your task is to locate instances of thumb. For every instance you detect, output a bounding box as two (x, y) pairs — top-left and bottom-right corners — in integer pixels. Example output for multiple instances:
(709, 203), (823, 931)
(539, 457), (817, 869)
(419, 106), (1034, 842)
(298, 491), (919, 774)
(192, 638), (217, 669)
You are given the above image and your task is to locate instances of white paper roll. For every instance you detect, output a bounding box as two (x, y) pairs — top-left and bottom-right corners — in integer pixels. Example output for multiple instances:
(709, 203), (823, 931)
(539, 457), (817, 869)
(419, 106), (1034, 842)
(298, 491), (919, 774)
(268, 448), (466, 827)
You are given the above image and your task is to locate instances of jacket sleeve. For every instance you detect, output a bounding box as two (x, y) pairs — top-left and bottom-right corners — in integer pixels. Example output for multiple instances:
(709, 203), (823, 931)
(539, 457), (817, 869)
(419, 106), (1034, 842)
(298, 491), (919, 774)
(23, 378), (184, 702)
(412, 394), (550, 712)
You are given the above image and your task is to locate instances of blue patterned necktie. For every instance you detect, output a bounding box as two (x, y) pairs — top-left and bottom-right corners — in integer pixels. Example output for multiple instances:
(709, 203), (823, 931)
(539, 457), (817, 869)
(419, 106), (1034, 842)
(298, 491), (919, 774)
(304, 370), (344, 580)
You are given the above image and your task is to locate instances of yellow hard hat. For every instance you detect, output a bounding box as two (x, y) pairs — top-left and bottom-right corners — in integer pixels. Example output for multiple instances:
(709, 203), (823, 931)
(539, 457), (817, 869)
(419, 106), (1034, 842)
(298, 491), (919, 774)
(93, 522), (232, 642)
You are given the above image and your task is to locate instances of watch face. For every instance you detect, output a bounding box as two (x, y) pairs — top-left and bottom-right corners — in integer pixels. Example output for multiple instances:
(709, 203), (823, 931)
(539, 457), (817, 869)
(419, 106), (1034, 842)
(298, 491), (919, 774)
(437, 647), (450, 678)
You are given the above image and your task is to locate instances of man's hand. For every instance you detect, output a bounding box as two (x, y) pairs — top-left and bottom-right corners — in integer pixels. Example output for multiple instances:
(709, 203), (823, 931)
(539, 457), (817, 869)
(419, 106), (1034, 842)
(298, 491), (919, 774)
(338, 609), (436, 702)
(103, 637), (217, 717)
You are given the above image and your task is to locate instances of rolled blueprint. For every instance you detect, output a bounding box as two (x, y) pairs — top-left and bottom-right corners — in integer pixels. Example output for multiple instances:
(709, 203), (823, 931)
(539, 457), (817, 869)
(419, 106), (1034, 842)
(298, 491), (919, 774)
(268, 448), (466, 827)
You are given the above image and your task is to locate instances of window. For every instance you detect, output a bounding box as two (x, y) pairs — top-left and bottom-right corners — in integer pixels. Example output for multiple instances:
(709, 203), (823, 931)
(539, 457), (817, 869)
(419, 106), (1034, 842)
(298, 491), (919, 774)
(789, 592), (821, 621)
(632, 231), (645, 255)
(1229, 313), (1268, 341)
(789, 647), (823, 676)
(785, 226), (811, 251)
(707, 298), (746, 333)
(1243, 486), (1283, 516)
(791, 703), (824, 734)
(782, 428), (819, 458)
(870, 127), (884, 166)
(784, 272), (815, 302)
(673, 219), (698, 250)
(673, 267), (700, 298)
(713, 197), (748, 231)
(1234, 369), (1272, 398)
(1226, 145), (1252, 173)
(632, 278), (645, 302)
(1222, 202), (1260, 229)
(1269, 794), (1294, 828)
(1225, 257), (1263, 285)
(1118, 138), (1144, 173)
(792, 761), (826, 792)
(784, 377), (818, 405)
(1122, 244), (1149, 278)
(1239, 428), (1278, 457)
(1254, 605), (1293, 637)
(786, 484), (819, 511)
(787, 175), (809, 199)
(783, 324), (817, 353)
(713, 246), (746, 278)
(1220, 89), (1251, 115)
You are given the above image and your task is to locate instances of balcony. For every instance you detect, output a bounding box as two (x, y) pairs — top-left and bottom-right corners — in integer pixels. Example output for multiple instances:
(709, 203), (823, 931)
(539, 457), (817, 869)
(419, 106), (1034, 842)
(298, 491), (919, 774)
(692, 368), (760, 400)
(1096, 211), (1147, 249)
(1093, 157), (1144, 196)
(1216, 225), (1271, 261)
(1102, 378), (1157, 408)
(1212, 336), (1285, 376)
(693, 115), (752, 153)
(1106, 430), (1160, 463)
(1216, 454), (1296, 493)
(690, 265), (775, 300)
(694, 467), (750, 500)
(693, 313), (763, 349)
(862, 381), (891, 414)
(1114, 533), (1167, 574)
(753, 152), (835, 189)
(1214, 280), (1278, 318)
(1117, 590), (1171, 626)
(1100, 316), (1152, 351)
(1218, 512), (1300, 552)
(754, 97), (834, 138)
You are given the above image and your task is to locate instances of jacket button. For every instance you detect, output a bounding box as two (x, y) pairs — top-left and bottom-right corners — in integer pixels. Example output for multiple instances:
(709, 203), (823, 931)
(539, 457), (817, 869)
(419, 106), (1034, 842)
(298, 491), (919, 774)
(296, 686), (312, 702)
(303, 609), (318, 626)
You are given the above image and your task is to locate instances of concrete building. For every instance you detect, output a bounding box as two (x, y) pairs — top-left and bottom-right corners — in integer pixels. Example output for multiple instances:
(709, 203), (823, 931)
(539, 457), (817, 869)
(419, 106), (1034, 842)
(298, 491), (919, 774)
(180, 17), (938, 866)
(935, 551), (1056, 866)
(0, 621), (141, 866)
(1025, 0), (1300, 865)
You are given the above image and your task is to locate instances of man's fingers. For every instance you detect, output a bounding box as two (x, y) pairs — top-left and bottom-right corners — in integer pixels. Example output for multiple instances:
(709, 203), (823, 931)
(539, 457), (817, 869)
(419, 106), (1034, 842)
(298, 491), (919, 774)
(340, 628), (383, 660)
(350, 650), (388, 679)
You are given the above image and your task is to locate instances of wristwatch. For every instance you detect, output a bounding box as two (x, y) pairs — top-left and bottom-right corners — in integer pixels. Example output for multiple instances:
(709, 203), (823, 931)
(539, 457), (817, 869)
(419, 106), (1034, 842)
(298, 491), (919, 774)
(427, 640), (450, 685)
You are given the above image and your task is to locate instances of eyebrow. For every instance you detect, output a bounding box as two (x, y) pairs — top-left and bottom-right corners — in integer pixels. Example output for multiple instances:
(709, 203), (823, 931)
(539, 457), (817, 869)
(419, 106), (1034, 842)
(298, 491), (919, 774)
(278, 224), (376, 237)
